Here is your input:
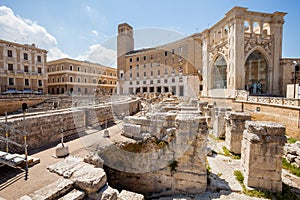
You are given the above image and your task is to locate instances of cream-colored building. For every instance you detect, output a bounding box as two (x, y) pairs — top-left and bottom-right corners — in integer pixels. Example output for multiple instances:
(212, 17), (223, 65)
(47, 58), (117, 95)
(0, 39), (48, 94)
(117, 7), (287, 98)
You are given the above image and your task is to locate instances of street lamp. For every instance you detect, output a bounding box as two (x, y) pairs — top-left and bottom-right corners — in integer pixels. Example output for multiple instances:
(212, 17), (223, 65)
(293, 61), (300, 98)
(293, 61), (299, 99)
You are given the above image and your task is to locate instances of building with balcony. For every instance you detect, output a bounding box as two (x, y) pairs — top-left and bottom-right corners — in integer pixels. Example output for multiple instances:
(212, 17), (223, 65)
(47, 58), (117, 95)
(117, 7), (287, 98)
(0, 39), (48, 94)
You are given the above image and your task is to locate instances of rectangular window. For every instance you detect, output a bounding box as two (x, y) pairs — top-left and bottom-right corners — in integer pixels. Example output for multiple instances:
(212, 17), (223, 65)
(78, 88), (81, 93)
(37, 55), (42, 62)
(136, 81), (139, 85)
(130, 73), (132, 78)
(24, 65), (29, 72)
(158, 70), (160, 76)
(144, 72), (146, 77)
(165, 51), (168, 56)
(150, 80), (153, 84)
(7, 50), (12, 57)
(144, 64), (146, 69)
(129, 81), (132, 85)
(144, 56), (146, 60)
(78, 78), (80, 82)
(137, 72), (139, 78)
(129, 66), (132, 70)
(62, 77), (64, 82)
(24, 53), (28, 60)
(25, 79), (29, 86)
(8, 63), (13, 70)
(129, 58), (132, 62)
(143, 81), (146, 84)
(165, 68), (168, 75)
(151, 71), (153, 76)
(157, 80), (161, 84)
(172, 78), (175, 83)
(9, 78), (14, 85)
(38, 80), (42, 86)
(136, 57), (139, 62)
(38, 68), (42, 73)
(164, 79), (168, 83)
(136, 65), (139, 70)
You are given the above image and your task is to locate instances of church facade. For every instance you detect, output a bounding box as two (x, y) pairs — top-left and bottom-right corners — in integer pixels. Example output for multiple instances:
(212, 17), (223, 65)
(117, 7), (287, 98)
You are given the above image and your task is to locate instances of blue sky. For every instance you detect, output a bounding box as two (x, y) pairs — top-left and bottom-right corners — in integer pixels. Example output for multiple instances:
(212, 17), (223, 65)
(0, 0), (300, 65)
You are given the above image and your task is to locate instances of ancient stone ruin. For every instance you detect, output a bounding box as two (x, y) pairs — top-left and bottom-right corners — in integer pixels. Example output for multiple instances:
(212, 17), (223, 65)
(99, 99), (209, 198)
(225, 112), (251, 154)
(241, 121), (286, 192)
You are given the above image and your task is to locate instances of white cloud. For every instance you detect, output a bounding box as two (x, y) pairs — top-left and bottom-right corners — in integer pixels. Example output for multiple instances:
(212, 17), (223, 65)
(0, 6), (67, 61)
(91, 29), (99, 37)
(77, 44), (116, 67)
(86, 5), (91, 12)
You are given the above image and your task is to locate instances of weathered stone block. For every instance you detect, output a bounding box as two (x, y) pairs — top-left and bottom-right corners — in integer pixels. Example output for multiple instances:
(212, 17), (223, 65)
(71, 165), (107, 194)
(118, 190), (144, 200)
(213, 107), (231, 139)
(241, 121), (286, 192)
(122, 124), (141, 138)
(58, 189), (85, 200)
(22, 178), (74, 200)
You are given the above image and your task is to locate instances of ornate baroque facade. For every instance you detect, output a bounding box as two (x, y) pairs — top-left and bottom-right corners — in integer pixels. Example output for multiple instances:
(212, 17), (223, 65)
(117, 7), (287, 98)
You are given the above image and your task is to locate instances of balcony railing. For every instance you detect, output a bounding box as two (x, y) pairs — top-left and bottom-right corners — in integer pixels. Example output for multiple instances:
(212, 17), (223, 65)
(235, 90), (300, 107)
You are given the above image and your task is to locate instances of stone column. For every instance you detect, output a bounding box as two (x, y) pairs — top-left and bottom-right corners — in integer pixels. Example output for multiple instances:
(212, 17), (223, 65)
(225, 112), (251, 154)
(213, 107), (231, 139)
(204, 104), (214, 128)
(174, 113), (208, 194)
(241, 121), (286, 192)
(198, 101), (208, 116)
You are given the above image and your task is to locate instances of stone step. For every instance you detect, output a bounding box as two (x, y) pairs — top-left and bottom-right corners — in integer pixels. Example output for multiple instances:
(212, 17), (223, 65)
(19, 178), (74, 200)
(58, 189), (85, 200)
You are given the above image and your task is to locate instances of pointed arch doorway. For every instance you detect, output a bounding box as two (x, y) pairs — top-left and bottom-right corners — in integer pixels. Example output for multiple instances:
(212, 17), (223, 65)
(245, 51), (269, 95)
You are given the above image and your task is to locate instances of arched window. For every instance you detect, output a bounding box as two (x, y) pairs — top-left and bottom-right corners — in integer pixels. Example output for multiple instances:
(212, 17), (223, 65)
(245, 51), (268, 94)
(70, 76), (73, 82)
(213, 55), (227, 89)
(244, 21), (250, 33)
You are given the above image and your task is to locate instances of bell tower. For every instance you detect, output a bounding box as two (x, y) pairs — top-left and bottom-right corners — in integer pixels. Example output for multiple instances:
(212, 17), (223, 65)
(117, 23), (134, 81)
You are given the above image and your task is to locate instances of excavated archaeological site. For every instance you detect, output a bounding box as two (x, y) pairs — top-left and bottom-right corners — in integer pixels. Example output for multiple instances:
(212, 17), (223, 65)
(0, 94), (300, 200)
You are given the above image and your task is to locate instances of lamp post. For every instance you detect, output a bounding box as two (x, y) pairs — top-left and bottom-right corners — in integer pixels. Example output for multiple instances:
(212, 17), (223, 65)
(293, 61), (299, 99)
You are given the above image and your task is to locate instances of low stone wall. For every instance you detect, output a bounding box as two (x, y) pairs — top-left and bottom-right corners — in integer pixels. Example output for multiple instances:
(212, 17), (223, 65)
(0, 98), (141, 152)
(242, 102), (300, 139)
(241, 121), (286, 192)
(1, 110), (86, 151)
(0, 97), (46, 116)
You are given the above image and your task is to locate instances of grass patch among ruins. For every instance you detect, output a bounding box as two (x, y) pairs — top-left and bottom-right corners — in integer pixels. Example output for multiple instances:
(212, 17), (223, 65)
(208, 133), (224, 142)
(222, 146), (241, 159)
(287, 137), (298, 144)
(282, 157), (300, 177)
(234, 170), (300, 200)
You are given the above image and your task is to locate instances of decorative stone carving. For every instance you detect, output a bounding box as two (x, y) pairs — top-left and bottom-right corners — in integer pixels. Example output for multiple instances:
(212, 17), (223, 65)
(244, 35), (272, 55)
